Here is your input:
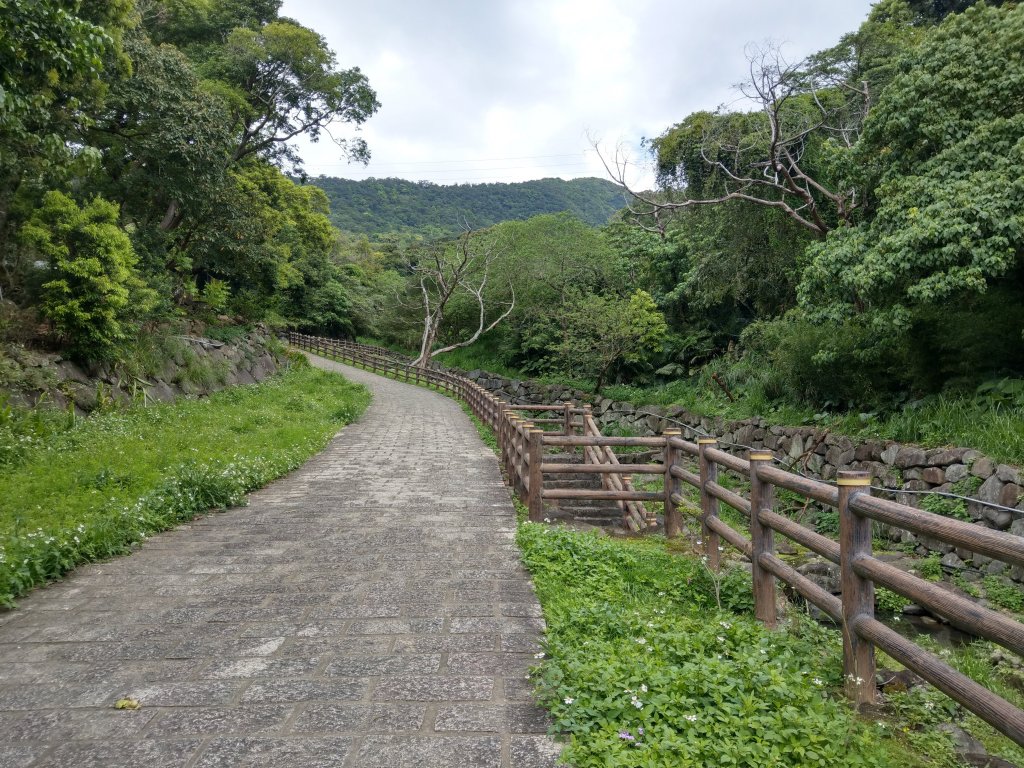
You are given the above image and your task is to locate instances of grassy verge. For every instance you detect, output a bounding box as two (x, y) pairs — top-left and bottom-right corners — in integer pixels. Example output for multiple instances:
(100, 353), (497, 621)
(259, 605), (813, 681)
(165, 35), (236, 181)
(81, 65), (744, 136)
(0, 362), (370, 606)
(368, 339), (1024, 466)
(519, 525), (1024, 767)
(332, 345), (1024, 766)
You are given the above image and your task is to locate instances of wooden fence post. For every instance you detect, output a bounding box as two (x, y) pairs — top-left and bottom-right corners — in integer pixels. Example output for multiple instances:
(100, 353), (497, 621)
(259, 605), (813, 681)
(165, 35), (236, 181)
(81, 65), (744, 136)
(663, 431), (682, 537)
(748, 451), (778, 628)
(698, 438), (720, 570)
(528, 428), (543, 522)
(838, 470), (876, 706)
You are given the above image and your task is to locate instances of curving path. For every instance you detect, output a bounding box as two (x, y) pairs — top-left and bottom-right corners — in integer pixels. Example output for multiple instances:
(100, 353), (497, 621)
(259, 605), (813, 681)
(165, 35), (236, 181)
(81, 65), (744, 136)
(0, 354), (563, 768)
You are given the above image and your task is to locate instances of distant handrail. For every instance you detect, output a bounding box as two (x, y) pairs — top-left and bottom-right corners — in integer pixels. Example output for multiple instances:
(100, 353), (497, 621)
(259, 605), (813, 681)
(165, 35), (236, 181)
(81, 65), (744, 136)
(287, 331), (1024, 748)
(287, 332), (652, 530)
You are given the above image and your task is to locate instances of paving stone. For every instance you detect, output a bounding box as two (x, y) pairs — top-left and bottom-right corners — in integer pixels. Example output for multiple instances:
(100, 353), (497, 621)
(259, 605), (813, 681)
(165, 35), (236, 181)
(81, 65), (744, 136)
(0, 354), (559, 765)
(0, 708), (155, 741)
(194, 737), (352, 767)
(434, 703), (550, 733)
(373, 676), (495, 701)
(144, 704), (292, 737)
(511, 735), (568, 767)
(240, 679), (367, 704)
(355, 735), (502, 767)
(35, 739), (203, 768)
(323, 653), (441, 676)
(204, 657), (321, 679)
(0, 744), (46, 768)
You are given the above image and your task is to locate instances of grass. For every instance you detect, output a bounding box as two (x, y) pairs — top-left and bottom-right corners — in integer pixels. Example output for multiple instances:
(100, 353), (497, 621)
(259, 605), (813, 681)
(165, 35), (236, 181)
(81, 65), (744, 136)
(520, 525), (1024, 767)
(369, 338), (1024, 466)
(0, 363), (370, 606)
(331, 341), (1024, 767)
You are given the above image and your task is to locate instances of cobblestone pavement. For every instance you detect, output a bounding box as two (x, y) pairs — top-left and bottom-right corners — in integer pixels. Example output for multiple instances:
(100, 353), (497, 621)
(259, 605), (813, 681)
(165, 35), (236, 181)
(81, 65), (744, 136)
(0, 354), (563, 767)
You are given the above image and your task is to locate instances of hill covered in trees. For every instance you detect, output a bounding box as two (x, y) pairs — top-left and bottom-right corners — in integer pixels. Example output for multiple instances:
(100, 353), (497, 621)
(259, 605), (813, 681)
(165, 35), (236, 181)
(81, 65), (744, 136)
(309, 176), (625, 235)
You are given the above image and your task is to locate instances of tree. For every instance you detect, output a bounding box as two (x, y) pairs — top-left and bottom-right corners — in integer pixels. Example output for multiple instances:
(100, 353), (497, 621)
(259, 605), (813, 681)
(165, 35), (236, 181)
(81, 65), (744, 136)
(603, 43), (865, 238)
(204, 19), (379, 168)
(799, 3), (1024, 327)
(554, 290), (667, 393)
(20, 192), (155, 359)
(411, 228), (515, 367)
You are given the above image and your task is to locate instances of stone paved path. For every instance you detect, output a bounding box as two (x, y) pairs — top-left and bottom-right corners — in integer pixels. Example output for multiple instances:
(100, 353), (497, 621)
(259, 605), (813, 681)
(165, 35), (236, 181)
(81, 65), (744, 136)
(0, 354), (563, 767)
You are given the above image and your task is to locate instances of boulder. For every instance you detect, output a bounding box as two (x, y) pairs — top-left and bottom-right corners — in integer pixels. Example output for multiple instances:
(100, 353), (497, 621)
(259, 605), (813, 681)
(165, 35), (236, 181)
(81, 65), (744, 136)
(945, 464), (969, 483)
(894, 447), (927, 468)
(971, 457), (996, 479)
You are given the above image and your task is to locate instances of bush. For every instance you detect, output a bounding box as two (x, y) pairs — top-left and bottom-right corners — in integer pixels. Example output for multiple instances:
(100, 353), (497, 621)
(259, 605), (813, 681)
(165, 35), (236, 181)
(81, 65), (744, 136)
(19, 192), (156, 360)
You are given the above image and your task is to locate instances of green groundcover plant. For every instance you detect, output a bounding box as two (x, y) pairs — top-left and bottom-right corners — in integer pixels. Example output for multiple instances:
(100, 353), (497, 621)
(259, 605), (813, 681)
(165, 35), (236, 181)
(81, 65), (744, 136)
(0, 365), (369, 605)
(518, 523), (950, 768)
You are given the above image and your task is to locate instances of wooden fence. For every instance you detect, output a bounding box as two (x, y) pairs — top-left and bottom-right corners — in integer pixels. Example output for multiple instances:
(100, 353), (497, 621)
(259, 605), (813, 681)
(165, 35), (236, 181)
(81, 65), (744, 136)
(288, 332), (1024, 748)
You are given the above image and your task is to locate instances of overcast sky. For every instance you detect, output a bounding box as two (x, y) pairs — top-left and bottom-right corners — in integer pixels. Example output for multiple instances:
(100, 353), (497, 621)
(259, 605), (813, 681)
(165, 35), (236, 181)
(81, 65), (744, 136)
(280, 0), (876, 188)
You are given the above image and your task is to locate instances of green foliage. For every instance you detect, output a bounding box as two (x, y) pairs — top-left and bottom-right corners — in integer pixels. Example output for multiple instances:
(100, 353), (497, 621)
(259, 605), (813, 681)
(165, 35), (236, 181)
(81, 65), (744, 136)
(553, 290), (668, 392)
(915, 555), (944, 581)
(0, 0), (381, 359)
(0, 366), (369, 605)
(20, 192), (155, 359)
(981, 576), (1024, 613)
(311, 176), (625, 237)
(802, 4), (1024, 328)
(517, 524), (905, 767)
(876, 587), (911, 613)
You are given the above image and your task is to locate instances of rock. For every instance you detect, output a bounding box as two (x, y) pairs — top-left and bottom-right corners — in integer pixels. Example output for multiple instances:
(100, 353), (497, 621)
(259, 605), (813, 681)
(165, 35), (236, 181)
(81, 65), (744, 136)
(935, 724), (986, 759)
(996, 464), (1020, 484)
(880, 444), (900, 465)
(901, 603), (927, 616)
(983, 509), (1013, 530)
(788, 437), (803, 459)
(796, 560), (841, 593)
(1000, 483), (1020, 508)
(977, 475), (1004, 504)
(1010, 518), (1024, 537)
(945, 464), (969, 483)
(895, 447), (927, 468)
(826, 446), (856, 467)
(855, 441), (883, 462)
(146, 381), (176, 403)
(921, 467), (946, 485)
(971, 457), (996, 479)
(986, 561), (1009, 576)
(941, 552), (966, 570)
(925, 448), (964, 465)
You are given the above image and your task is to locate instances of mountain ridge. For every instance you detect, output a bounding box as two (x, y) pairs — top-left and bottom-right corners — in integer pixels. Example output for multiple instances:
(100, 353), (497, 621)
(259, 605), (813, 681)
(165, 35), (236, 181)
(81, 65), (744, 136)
(307, 175), (626, 236)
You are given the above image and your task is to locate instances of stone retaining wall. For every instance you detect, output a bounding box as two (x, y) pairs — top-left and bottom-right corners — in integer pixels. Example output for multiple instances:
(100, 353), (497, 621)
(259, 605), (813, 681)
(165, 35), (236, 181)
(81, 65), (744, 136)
(2, 327), (285, 413)
(462, 368), (1024, 583)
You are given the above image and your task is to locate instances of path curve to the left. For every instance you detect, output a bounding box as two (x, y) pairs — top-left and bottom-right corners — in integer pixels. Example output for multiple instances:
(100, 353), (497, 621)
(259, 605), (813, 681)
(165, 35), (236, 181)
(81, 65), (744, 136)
(0, 353), (563, 768)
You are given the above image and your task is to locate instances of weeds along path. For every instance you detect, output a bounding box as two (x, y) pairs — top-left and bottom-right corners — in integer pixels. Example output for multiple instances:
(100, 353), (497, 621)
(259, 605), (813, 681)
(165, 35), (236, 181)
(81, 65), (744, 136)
(0, 353), (562, 768)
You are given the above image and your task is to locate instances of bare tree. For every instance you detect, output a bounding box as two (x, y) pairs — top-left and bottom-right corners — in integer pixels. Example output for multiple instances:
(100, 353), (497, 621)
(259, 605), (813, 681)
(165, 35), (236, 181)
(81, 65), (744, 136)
(599, 44), (867, 239)
(412, 228), (515, 368)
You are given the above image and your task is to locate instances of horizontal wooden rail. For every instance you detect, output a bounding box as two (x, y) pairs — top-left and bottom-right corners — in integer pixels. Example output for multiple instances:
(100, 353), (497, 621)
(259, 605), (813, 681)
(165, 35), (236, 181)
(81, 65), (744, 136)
(541, 463), (666, 474)
(289, 332), (1024, 748)
(542, 435), (667, 447)
(542, 489), (663, 502)
(852, 494), (1024, 568)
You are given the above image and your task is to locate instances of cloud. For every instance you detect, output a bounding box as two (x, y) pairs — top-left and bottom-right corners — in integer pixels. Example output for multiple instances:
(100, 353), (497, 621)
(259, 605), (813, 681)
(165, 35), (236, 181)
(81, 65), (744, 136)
(281, 0), (874, 187)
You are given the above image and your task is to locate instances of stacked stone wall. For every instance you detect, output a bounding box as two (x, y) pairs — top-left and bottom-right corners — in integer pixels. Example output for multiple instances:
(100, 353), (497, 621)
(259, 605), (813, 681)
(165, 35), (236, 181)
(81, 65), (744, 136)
(461, 368), (1024, 583)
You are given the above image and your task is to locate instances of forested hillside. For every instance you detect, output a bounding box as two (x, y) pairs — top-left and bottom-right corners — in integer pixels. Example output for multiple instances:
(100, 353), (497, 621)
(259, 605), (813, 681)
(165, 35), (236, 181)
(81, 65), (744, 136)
(357, 0), (1024, 432)
(310, 176), (625, 236)
(0, 0), (380, 364)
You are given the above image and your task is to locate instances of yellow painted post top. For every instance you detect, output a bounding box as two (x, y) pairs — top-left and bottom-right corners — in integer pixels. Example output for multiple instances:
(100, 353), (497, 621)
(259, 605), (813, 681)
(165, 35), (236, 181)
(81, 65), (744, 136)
(663, 429), (682, 435)
(698, 438), (718, 445)
(837, 473), (872, 486)
(749, 451), (774, 461)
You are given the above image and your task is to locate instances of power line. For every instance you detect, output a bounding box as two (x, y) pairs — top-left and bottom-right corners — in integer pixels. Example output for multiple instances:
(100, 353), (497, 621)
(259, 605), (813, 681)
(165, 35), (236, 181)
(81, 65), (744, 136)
(310, 152), (593, 168)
